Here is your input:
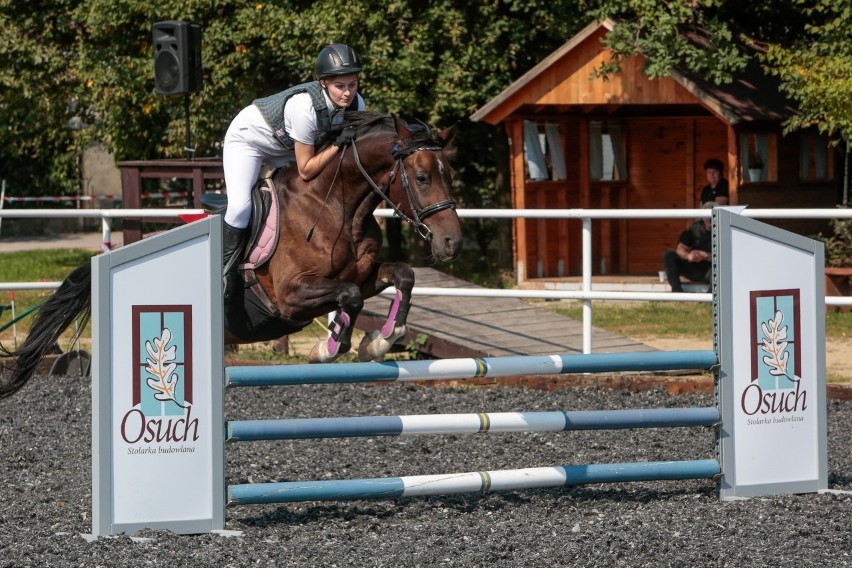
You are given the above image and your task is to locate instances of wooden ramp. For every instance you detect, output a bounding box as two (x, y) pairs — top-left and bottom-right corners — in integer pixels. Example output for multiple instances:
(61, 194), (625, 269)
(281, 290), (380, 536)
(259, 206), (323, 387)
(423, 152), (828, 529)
(358, 268), (654, 359)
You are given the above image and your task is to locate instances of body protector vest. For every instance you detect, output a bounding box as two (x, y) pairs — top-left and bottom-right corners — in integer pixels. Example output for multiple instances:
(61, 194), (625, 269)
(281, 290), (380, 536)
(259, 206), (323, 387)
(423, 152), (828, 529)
(253, 81), (358, 150)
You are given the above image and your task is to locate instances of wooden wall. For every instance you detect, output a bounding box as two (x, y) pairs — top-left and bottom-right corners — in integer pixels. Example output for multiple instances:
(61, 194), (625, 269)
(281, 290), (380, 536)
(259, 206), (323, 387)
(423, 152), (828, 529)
(623, 117), (728, 274)
(517, 115), (732, 278)
(737, 132), (838, 238)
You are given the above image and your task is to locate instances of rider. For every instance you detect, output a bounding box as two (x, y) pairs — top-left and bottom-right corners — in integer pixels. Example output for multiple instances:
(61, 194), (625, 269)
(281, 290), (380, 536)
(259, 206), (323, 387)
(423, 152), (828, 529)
(221, 43), (366, 279)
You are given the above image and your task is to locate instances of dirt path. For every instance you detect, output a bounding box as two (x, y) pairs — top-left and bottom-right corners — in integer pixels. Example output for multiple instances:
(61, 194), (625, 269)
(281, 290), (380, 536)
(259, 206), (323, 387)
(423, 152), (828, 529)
(636, 336), (852, 381)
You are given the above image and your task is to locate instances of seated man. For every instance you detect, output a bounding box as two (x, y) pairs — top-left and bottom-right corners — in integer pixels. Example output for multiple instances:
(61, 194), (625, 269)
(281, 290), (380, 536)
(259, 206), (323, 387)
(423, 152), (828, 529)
(662, 202), (713, 292)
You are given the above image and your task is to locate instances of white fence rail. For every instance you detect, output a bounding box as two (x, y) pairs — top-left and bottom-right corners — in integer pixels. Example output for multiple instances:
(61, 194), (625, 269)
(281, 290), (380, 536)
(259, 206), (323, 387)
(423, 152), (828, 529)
(2, 207), (851, 353)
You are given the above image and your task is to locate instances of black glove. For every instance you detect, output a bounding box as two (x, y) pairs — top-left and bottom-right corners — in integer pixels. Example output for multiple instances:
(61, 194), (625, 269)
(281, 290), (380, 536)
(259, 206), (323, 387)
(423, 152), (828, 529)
(334, 128), (356, 148)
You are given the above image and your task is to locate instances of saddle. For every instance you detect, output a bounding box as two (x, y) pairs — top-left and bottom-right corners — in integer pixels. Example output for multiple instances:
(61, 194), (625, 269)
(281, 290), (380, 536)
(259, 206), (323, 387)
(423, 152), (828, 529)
(199, 179), (279, 270)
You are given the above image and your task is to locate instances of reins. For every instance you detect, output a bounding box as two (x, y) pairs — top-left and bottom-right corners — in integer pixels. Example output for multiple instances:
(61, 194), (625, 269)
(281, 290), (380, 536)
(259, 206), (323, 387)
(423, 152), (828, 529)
(305, 149), (346, 242)
(351, 139), (456, 241)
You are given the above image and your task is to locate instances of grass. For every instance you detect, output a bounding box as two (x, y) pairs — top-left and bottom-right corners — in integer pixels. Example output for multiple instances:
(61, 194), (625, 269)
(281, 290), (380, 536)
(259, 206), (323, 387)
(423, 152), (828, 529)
(547, 301), (714, 339)
(543, 299), (852, 341)
(541, 299), (852, 383)
(0, 248), (94, 281)
(0, 249), (94, 354)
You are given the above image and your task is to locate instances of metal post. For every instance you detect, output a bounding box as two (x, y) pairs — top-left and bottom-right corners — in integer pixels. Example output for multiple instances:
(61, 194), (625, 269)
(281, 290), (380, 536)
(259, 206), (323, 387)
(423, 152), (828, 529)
(184, 93), (195, 205)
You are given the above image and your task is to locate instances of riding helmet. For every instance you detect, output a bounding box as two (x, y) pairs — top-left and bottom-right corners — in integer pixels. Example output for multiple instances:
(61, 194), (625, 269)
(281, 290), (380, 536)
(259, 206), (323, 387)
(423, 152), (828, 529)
(315, 44), (362, 78)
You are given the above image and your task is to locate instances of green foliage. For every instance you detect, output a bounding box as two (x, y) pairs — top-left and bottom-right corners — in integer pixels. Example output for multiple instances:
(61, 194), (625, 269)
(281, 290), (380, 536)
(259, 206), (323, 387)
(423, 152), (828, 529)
(762, 0), (852, 141)
(3, 0), (850, 231)
(590, 0), (748, 84)
(0, 0), (586, 260)
(404, 332), (429, 358)
(590, 0), (852, 142)
(0, 0), (84, 197)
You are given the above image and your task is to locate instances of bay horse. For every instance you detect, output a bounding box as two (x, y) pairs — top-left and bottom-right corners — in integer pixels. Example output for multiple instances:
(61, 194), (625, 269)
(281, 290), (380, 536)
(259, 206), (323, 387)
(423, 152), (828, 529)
(0, 111), (463, 399)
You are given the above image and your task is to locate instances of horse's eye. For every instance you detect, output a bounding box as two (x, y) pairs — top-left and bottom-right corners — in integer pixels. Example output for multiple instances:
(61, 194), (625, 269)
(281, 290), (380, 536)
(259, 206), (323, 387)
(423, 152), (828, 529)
(415, 173), (429, 185)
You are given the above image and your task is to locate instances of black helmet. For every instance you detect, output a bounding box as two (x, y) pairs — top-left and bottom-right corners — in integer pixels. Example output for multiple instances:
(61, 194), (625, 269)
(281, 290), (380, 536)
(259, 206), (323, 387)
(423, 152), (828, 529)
(315, 43), (362, 79)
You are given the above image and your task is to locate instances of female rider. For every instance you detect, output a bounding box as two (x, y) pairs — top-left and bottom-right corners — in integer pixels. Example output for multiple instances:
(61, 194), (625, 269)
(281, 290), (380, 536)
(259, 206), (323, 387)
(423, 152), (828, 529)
(221, 43), (365, 279)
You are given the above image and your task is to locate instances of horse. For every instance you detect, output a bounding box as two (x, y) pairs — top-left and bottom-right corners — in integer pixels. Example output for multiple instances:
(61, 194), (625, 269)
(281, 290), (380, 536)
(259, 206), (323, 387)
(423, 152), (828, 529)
(0, 111), (463, 399)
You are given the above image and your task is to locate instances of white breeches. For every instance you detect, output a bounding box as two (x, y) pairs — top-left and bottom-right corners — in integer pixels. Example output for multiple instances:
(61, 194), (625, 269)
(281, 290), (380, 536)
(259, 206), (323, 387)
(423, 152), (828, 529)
(222, 105), (294, 228)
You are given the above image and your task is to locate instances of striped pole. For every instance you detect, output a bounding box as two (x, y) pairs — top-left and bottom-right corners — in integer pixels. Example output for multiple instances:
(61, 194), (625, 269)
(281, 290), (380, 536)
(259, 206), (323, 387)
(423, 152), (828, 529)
(227, 407), (720, 442)
(228, 459), (722, 504)
(225, 350), (717, 388)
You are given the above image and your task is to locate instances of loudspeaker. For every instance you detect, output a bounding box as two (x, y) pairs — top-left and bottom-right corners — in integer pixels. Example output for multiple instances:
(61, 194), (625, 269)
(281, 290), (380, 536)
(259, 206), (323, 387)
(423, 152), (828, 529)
(153, 21), (203, 96)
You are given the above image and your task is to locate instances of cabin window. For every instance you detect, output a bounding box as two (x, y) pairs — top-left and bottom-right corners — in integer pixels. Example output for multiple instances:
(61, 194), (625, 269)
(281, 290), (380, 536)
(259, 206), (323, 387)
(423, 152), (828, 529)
(799, 131), (833, 181)
(523, 121), (566, 181)
(589, 121), (626, 181)
(740, 132), (776, 183)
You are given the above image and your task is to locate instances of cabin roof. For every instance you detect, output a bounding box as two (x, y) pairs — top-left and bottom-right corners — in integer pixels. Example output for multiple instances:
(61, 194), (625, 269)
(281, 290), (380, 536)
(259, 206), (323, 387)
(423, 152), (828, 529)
(471, 19), (797, 125)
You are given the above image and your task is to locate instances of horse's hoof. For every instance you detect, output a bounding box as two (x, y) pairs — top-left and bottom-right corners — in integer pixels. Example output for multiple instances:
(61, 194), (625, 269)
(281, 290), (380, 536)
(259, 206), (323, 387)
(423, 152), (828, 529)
(357, 325), (406, 362)
(309, 341), (339, 364)
(357, 331), (382, 362)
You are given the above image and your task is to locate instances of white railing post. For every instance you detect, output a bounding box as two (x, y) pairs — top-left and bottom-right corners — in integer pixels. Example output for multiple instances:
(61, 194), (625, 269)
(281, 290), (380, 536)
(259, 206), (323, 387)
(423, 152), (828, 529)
(582, 216), (593, 354)
(0, 178), (5, 237)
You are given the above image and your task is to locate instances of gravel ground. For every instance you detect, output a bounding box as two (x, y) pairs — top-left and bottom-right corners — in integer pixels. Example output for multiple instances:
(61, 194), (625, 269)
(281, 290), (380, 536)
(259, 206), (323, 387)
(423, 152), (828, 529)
(0, 372), (850, 567)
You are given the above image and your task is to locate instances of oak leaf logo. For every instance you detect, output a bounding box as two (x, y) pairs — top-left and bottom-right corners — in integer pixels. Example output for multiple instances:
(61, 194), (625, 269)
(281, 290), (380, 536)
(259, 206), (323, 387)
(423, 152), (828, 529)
(760, 310), (796, 384)
(144, 328), (187, 408)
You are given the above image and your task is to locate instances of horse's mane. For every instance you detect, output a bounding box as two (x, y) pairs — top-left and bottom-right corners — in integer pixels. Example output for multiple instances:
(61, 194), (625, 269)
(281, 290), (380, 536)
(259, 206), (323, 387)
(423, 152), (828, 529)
(316, 111), (444, 152)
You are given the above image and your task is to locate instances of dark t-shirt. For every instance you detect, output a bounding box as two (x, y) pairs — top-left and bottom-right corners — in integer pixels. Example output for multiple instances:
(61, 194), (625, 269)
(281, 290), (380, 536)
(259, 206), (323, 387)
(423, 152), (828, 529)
(679, 221), (712, 253)
(700, 178), (729, 204)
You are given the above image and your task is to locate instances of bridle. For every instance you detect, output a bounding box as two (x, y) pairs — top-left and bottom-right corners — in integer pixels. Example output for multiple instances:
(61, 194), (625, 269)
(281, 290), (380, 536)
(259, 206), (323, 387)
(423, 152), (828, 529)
(350, 138), (456, 241)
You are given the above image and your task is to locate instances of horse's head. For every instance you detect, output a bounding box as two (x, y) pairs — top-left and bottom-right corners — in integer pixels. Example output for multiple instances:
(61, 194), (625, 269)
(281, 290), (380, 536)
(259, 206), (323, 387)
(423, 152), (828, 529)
(342, 114), (463, 262)
(386, 117), (463, 262)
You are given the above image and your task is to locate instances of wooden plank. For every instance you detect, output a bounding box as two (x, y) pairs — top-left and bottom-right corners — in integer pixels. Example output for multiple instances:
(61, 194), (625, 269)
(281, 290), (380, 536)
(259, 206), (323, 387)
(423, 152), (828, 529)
(360, 268), (650, 359)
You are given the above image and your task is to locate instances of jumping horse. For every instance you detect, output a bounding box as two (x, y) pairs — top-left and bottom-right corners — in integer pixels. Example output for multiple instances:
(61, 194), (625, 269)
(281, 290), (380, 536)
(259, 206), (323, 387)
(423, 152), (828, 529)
(0, 111), (463, 399)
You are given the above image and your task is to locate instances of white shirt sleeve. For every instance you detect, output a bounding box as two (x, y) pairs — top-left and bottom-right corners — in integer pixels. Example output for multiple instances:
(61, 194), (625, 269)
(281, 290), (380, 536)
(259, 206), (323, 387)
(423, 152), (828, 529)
(283, 92), (318, 146)
(284, 91), (367, 144)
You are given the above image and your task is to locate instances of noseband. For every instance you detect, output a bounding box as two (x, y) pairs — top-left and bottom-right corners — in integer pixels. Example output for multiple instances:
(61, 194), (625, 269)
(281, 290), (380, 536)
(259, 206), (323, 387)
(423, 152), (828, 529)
(351, 140), (456, 241)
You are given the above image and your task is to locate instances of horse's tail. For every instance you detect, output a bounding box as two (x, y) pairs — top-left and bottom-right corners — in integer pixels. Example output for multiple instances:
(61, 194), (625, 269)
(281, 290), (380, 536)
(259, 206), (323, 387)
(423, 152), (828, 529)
(0, 262), (92, 399)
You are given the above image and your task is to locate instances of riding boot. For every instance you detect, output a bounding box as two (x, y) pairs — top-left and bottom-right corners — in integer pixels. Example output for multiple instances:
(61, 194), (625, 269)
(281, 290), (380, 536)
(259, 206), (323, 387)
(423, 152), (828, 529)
(222, 222), (247, 299)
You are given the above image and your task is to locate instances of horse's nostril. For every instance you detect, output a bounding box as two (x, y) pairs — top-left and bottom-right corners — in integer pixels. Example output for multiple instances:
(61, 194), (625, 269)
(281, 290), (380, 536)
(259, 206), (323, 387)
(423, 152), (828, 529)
(443, 236), (461, 257)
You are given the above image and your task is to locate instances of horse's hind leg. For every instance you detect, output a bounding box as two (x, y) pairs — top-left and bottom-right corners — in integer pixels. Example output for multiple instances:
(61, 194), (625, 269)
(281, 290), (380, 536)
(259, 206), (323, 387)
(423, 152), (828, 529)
(358, 263), (414, 362)
(285, 279), (361, 364)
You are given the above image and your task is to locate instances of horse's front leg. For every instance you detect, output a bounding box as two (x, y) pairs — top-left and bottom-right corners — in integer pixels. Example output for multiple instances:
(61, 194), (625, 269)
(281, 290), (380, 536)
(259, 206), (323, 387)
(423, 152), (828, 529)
(278, 276), (364, 363)
(357, 262), (415, 362)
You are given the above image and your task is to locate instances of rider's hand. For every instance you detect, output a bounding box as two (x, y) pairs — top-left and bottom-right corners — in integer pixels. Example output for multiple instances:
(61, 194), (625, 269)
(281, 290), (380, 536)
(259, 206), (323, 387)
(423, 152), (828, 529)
(334, 128), (356, 149)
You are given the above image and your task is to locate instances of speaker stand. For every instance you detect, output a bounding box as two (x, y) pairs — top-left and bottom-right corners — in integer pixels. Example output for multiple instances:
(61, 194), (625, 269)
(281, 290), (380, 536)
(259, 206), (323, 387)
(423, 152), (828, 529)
(184, 93), (195, 204)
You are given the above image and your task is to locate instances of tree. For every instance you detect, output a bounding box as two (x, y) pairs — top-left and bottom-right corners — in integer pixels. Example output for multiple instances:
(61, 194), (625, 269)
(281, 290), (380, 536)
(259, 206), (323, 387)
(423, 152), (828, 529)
(761, 1), (852, 142)
(0, 0), (83, 198)
(589, 0), (852, 142)
(0, 0), (590, 260)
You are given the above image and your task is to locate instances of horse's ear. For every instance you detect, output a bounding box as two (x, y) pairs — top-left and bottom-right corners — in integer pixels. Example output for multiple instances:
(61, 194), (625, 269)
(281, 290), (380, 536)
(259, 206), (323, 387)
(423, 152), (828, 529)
(438, 122), (459, 161)
(393, 116), (411, 138)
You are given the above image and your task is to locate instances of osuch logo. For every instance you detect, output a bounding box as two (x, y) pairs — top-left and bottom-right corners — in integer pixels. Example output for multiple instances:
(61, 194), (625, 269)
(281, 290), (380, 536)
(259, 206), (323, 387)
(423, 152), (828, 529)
(741, 289), (808, 416)
(121, 305), (199, 444)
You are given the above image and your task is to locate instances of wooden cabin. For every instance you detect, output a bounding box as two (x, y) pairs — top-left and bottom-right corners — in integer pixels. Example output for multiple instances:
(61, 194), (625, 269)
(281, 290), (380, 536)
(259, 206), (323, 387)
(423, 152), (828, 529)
(471, 20), (841, 284)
